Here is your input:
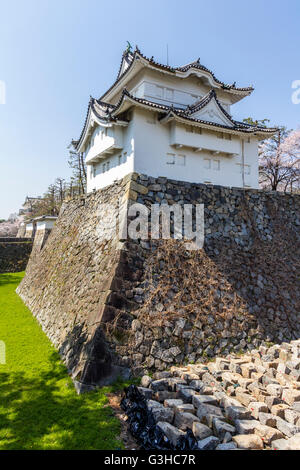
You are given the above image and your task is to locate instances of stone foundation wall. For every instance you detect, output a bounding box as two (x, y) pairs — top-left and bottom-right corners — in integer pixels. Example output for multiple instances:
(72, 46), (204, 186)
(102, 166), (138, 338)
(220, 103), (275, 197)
(0, 239), (33, 273)
(17, 173), (300, 386)
(31, 229), (52, 254)
(17, 225), (26, 238)
(17, 176), (131, 386)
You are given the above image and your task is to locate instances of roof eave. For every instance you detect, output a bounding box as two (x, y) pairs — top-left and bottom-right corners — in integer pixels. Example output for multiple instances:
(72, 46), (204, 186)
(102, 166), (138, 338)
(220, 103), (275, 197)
(100, 49), (253, 105)
(100, 54), (144, 103)
(75, 104), (128, 153)
(175, 68), (253, 99)
(160, 112), (276, 137)
(187, 89), (236, 126)
(255, 129), (279, 140)
(110, 91), (268, 136)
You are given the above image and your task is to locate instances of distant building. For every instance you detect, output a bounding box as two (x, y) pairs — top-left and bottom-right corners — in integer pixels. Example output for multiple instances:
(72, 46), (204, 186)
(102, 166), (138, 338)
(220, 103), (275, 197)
(23, 215), (57, 239)
(34, 215), (57, 232)
(72, 46), (277, 193)
(19, 196), (42, 217)
(24, 220), (35, 238)
(8, 213), (19, 222)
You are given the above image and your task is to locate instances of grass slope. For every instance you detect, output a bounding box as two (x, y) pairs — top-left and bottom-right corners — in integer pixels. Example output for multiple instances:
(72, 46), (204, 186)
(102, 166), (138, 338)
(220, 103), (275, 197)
(0, 272), (123, 450)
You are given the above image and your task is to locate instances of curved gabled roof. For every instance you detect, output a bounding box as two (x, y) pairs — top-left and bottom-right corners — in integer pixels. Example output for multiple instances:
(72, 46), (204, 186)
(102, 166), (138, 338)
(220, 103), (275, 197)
(186, 89), (235, 125)
(110, 89), (277, 137)
(176, 59), (253, 92)
(158, 107), (278, 137)
(112, 87), (173, 114)
(116, 51), (135, 80)
(73, 97), (128, 151)
(100, 46), (254, 102)
(74, 86), (277, 151)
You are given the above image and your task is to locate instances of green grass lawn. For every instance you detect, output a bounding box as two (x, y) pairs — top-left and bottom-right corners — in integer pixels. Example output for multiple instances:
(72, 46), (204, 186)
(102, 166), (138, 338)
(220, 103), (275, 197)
(0, 272), (124, 450)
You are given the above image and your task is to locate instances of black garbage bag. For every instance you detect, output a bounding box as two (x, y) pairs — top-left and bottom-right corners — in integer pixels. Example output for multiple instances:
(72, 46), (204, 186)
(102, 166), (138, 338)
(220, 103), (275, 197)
(121, 385), (171, 450)
(121, 385), (199, 451)
(177, 428), (199, 451)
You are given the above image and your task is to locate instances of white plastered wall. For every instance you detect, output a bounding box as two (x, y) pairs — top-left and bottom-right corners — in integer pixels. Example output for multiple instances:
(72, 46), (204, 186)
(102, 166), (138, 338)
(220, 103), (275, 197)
(36, 220), (56, 231)
(86, 108), (259, 192)
(86, 119), (135, 193)
(130, 69), (232, 111)
(132, 108), (259, 188)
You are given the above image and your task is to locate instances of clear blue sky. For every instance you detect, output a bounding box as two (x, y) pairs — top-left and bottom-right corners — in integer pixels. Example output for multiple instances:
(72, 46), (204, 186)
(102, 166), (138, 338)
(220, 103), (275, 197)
(0, 0), (299, 218)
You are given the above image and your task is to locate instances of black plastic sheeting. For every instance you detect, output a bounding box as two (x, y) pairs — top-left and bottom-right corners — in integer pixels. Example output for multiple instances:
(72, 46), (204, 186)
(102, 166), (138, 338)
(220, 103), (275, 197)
(121, 385), (199, 450)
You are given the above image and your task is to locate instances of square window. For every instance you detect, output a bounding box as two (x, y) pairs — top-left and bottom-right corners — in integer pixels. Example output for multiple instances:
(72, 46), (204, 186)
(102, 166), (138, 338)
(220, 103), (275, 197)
(165, 88), (174, 100)
(204, 158), (211, 170)
(145, 83), (156, 97)
(213, 159), (220, 171)
(177, 154), (186, 166)
(156, 86), (164, 98)
(166, 153), (175, 164)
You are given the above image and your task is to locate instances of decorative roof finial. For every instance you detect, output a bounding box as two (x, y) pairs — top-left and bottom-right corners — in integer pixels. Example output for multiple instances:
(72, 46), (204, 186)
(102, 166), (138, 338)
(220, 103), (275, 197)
(126, 41), (133, 54)
(197, 57), (201, 64)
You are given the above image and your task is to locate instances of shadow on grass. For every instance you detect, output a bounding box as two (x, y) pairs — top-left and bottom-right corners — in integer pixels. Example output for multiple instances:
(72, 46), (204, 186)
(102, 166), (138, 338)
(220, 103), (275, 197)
(0, 273), (24, 287)
(0, 351), (122, 450)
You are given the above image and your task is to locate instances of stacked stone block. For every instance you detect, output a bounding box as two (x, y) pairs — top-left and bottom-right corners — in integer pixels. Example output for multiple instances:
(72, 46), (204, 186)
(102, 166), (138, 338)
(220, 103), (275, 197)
(134, 340), (300, 449)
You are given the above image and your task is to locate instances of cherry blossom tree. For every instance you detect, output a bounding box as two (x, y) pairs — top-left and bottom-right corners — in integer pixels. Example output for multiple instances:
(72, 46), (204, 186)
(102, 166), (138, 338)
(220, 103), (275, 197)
(0, 219), (21, 237)
(259, 127), (300, 192)
(279, 128), (300, 192)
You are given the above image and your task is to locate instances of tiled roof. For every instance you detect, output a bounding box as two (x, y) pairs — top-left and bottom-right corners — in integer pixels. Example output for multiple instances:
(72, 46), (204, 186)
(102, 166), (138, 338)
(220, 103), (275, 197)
(110, 89), (277, 135)
(73, 97), (128, 151)
(159, 108), (277, 134)
(176, 58), (253, 92)
(135, 47), (177, 73)
(100, 46), (253, 101)
(113, 88), (173, 113)
(74, 87), (277, 150)
(33, 215), (58, 221)
(116, 50), (137, 79)
(100, 47), (141, 101)
(185, 89), (235, 124)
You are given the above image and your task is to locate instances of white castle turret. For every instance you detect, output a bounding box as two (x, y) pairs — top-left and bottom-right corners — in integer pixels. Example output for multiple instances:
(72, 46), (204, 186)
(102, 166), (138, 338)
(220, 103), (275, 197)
(72, 45), (277, 193)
